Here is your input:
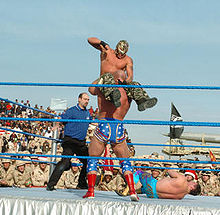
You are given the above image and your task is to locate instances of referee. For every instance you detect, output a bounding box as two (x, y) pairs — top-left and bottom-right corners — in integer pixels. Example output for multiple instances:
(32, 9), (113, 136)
(47, 92), (91, 190)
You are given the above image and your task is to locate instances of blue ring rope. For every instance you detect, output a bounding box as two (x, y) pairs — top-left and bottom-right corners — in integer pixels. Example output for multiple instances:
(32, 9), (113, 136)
(0, 156), (56, 164)
(2, 126), (220, 149)
(1, 82), (220, 90)
(2, 82), (219, 173)
(1, 154), (219, 172)
(0, 97), (58, 117)
(0, 127), (61, 142)
(1, 156), (218, 172)
(1, 153), (219, 165)
(130, 143), (220, 149)
(0, 156), (82, 167)
(1, 117), (220, 127)
(95, 165), (220, 172)
(1, 84), (219, 172)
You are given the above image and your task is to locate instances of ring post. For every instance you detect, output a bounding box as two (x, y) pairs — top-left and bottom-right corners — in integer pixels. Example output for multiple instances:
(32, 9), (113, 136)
(49, 124), (58, 177)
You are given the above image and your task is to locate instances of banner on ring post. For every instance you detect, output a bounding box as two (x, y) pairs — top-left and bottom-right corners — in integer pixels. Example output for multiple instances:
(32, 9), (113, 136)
(50, 98), (67, 111)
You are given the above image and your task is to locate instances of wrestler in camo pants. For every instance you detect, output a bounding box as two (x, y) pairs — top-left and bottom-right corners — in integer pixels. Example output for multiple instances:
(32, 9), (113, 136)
(97, 73), (150, 102)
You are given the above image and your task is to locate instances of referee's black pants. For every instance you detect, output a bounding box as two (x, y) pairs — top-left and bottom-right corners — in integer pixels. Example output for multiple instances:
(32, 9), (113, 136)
(47, 136), (89, 188)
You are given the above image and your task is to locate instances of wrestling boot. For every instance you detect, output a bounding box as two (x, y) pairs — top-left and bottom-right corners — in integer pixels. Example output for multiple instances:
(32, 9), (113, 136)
(83, 174), (96, 199)
(125, 174), (139, 202)
(109, 89), (121, 108)
(136, 97), (157, 111)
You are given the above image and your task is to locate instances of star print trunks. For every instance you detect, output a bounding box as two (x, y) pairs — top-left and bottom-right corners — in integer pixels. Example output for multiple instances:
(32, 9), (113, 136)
(135, 170), (159, 198)
(94, 118), (126, 144)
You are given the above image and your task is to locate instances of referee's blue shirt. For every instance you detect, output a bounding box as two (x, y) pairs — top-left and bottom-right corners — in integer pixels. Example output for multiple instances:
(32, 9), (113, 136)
(61, 104), (91, 140)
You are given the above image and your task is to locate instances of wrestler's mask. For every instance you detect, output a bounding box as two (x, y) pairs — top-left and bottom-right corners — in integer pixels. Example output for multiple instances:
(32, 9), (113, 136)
(115, 40), (129, 58)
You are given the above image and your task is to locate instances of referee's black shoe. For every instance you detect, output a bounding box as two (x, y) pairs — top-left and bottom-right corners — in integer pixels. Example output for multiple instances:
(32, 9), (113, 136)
(46, 184), (56, 191)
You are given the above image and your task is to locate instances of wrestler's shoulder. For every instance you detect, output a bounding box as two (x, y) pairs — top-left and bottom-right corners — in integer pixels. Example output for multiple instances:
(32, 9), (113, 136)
(125, 55), (133, 63)
(175, 175), (187, 185)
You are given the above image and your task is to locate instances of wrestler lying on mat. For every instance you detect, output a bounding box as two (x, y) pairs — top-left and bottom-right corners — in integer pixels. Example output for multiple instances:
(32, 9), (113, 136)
(118, 169), (201, 199)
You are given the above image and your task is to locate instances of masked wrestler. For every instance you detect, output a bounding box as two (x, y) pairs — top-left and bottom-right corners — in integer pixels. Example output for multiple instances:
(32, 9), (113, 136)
(88, 37), (157, 111)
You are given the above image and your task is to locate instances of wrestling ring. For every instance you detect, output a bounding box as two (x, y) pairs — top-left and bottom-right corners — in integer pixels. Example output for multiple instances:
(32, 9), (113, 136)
(0, 82), (220, 215)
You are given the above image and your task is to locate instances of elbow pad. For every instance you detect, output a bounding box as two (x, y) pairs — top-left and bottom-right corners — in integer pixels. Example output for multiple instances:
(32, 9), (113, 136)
(100, 41), (109, 49)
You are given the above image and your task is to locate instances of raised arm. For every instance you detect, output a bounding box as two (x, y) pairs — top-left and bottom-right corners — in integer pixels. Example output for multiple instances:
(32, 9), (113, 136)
(87, 37), (110, 51)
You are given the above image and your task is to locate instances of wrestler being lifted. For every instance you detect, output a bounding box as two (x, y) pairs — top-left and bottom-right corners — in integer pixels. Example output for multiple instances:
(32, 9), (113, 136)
(87, 37), (157, 111)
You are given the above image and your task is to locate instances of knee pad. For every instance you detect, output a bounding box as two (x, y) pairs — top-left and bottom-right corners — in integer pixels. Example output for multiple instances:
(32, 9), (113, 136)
(87, 158), (98, 173)
(121, 160), (133, 174)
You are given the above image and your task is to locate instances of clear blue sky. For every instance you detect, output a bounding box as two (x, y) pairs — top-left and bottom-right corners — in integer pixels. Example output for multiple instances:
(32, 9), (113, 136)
(1, 0), (220, 156)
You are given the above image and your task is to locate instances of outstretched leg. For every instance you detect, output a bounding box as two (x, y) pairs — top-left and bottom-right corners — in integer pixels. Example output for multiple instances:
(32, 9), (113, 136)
(125, 81), (157, 111)
(97, 74), (157, 111)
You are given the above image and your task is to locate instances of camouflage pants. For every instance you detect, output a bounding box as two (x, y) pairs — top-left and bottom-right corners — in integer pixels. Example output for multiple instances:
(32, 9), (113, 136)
(97, 73), (149, 102)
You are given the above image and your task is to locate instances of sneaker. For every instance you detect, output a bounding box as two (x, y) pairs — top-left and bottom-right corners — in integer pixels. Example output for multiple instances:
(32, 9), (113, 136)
(137, 97), (157, 111)
(109, 89), (121, 108)
(46, 185), (56, 191)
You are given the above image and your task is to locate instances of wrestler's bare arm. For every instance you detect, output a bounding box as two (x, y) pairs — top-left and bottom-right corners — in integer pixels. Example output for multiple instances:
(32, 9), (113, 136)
(167, 170), (182, 178)
(88, 80), (99, 96)
(88, 37), (110, 51)
(125, 57), (134, 83)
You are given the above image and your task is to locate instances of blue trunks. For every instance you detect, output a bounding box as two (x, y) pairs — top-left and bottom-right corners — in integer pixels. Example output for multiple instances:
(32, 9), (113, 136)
(94, 118), (126, 144)
(135, 170), (159, 199)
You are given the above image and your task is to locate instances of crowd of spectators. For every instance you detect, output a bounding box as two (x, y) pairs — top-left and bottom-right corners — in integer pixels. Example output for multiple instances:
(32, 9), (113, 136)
(0, 99), (220, 197)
